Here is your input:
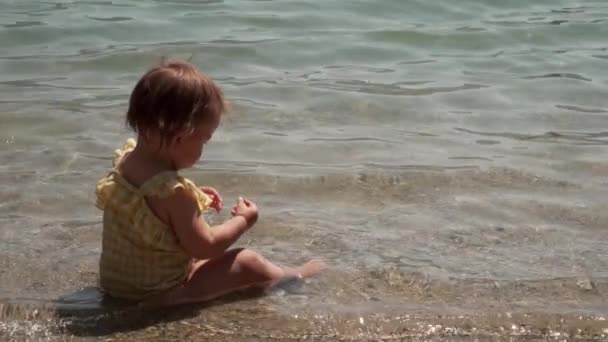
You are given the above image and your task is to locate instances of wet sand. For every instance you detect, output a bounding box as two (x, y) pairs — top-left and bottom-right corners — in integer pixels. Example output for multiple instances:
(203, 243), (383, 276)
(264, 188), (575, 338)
(2, 285), (608, 341)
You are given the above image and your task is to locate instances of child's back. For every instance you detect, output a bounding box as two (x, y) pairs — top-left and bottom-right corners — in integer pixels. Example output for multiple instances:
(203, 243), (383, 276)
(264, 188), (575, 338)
(96, 139), (212, 300)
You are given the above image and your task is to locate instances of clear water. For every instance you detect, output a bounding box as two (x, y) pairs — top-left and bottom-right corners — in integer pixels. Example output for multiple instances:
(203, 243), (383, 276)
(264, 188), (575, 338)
(1, 0), (608, 339)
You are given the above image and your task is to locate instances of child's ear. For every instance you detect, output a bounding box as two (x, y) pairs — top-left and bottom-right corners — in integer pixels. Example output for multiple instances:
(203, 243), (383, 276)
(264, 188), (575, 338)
(172, 134), (183, 146)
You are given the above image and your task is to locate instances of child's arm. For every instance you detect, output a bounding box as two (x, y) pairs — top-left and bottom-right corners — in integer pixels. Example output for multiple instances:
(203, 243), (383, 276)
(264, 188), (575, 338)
(164, 189), (258, 260)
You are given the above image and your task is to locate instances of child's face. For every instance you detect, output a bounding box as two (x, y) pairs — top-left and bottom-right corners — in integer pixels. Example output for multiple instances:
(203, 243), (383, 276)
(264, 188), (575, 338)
(171, 116), (220, 169)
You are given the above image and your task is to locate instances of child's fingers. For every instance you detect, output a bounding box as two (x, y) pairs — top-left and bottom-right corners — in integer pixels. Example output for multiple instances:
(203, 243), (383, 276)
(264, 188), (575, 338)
(243, 198), (256, 208)
(202, 187), (222, 202)
(213, 195), (220, 204)
(243, 199), (257, 210)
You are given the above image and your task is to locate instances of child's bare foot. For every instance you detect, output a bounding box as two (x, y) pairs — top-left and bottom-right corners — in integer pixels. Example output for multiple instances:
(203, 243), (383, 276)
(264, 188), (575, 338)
(297, 259), (326, 278)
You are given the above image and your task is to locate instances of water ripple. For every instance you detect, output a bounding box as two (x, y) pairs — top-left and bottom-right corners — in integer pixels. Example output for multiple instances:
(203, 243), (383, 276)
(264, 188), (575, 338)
(556, 104), (607, 114)
(85, 16), (133, 22)
(455, 128), (608, 146)
(304, 136), (399, 144)
(524, 73), (592, 82)
(1, 21), (46, 28)
(307, 79), (488, 96)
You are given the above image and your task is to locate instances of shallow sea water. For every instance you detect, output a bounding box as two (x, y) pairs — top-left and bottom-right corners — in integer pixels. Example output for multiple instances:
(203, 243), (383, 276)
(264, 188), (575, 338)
(1, 0), (608, 340)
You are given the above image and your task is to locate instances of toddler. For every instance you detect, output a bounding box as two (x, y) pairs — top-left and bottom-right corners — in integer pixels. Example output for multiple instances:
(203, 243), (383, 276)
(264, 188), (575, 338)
(95, 59), (324, 306)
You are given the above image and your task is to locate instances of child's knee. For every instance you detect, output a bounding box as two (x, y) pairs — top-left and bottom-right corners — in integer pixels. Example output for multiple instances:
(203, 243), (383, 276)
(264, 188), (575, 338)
(235, 249), (264, 268)
(235, 249), (267, 275)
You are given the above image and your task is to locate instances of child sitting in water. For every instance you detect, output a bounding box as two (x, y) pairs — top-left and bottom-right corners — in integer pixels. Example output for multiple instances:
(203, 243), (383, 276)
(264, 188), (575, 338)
(95, 59), (324, 306)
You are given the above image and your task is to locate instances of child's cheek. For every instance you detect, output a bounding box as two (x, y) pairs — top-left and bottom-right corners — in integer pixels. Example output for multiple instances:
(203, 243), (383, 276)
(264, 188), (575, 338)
(197, 146), (204, 160)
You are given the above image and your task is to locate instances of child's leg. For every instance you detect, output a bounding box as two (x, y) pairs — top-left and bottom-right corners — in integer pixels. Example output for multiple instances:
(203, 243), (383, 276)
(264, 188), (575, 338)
(157, 248), (324, 307)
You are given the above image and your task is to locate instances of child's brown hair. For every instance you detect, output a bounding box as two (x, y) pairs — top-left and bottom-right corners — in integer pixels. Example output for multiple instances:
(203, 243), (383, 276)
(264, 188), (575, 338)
(126, 59), (228, 145)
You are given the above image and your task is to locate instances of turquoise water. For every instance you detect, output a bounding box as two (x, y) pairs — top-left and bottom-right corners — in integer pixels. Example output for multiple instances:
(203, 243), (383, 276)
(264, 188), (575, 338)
(1, 0), (608, 340)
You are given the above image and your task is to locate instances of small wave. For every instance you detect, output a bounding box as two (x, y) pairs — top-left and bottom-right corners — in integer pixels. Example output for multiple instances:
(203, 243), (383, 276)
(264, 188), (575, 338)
(230, 97), (279, 108)
(455, 127), (608, 145)
(323, 65), (395, 73)
(455, 26), (486, 32)
(210, 38), (279, 45)
(551, 7), (587, 14)
(556, 104), (608, 113)
(397, 59), (436, 65)
(476, 139), (500, 145)
(307, 79), (488, 96)
(81, 1), (136, 7)
(262, 131), (288, 137)
(1, 21), (46, 28)
(523, 73), (592, 82)
(449, 156), (493, 162)
(85, 16), (133, 22)
(150, 0), (223, 4)
(303, 136), (399, 144)
(0, 77), (64, 87)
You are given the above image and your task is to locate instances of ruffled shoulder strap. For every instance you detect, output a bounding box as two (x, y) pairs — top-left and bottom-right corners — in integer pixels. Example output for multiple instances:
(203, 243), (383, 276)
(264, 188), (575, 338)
(112, 138), (136, 167)
(94, 138), (136, 210)
(95, 172), (117, 210)
(140, 172), (212, 213)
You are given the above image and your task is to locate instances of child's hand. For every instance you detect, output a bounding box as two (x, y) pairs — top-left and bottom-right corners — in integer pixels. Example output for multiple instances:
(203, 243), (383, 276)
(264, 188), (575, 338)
(231, 197), (258, 228)
(200, 186), (223, 213)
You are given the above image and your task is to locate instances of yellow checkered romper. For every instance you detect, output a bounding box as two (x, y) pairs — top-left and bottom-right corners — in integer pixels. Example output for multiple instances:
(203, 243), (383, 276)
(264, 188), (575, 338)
(95, 139), (212, 301)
